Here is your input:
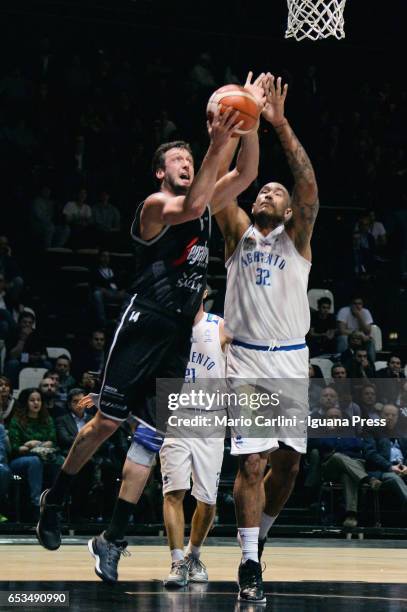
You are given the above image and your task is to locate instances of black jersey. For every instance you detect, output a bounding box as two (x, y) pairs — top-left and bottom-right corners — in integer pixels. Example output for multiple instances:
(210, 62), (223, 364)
(130, 202), (211, 319)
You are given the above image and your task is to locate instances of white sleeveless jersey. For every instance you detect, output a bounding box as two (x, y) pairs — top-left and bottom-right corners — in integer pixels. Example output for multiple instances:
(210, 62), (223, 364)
(185, 312), (225, 382)
(224, 224), (311, 341)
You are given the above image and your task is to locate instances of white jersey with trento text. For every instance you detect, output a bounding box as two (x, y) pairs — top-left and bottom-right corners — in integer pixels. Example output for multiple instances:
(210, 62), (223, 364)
(224, 224), (311, 343)
(160, 311), (226, 504)
(185, 312), (226, 382)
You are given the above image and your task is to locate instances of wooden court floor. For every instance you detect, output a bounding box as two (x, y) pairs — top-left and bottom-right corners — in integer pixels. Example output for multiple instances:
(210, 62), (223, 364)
(1, 538), (407, 583)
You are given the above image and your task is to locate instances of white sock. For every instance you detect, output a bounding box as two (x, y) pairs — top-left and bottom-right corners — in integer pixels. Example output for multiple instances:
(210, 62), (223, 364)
(170, 548), (184, 562)
(259, 512), (278, 540)
(185, 541), (201, 559)
(237, 527), (259, 563)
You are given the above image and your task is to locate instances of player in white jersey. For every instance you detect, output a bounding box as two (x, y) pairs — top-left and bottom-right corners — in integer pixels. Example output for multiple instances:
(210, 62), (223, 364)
(215, 74), (318, 603)
(160, 294), (228, 587)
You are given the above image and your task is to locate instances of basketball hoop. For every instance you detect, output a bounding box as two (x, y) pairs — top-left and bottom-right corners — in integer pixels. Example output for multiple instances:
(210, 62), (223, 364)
(285, 0), (347, 41)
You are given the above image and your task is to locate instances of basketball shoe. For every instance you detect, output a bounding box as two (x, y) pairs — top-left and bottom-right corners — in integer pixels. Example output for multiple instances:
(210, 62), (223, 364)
(88, 532), (129, 583)
(36, 489), (63, 550)
(164, 560), (189, 587)
(185, 554), (208, 582)
(238, 559), (266, 603)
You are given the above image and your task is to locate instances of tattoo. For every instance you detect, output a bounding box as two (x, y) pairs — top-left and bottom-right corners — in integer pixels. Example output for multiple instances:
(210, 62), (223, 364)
(275, 122), (319, 232)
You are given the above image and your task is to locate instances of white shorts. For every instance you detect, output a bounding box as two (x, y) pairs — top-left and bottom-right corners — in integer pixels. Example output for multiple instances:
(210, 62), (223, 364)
(160, 437), (224, 505)
(226, 342), (309, 456)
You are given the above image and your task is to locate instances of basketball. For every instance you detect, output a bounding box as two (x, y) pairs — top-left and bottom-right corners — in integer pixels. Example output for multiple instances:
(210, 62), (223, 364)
(206, 84), (260, 135)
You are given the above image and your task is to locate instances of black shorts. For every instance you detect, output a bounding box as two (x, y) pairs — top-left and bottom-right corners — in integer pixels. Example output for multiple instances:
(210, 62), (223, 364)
(99, 296), (192, 428)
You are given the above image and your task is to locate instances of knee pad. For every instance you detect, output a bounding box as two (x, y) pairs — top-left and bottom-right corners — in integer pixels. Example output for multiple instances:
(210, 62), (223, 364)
(133, 424), (164, 453)
(127, 439), (157, 467)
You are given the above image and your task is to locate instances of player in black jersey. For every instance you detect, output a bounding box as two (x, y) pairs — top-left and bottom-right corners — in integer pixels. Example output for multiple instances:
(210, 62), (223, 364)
(36, 73), (266, 580)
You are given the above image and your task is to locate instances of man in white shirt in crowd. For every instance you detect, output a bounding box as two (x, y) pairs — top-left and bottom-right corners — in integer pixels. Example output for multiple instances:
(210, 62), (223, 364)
(336, 296), (375, 362)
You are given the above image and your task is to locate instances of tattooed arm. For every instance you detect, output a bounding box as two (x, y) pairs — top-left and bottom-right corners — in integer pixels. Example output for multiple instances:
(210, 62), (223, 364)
(262, 74), (318, 261)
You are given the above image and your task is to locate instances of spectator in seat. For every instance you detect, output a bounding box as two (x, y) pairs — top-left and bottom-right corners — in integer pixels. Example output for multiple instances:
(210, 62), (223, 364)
(91, 250), (127, 326)
(310, 408), (374, 528)
(39, 377), (67, 421)
(337, 297), (375, 363)
(311, 385), (361, 421)
(355, 209), (387, 249)
(377, 355), (406, 405)
(330, 364), (361, 416)
(340, 331), (365, 372)
(0, 236), (24, 305)
(92, 191), (121, 240)
(358, 383), (382, 419)
(0, 423), (12, 522)
(0, 376), (15, 425)
(73, 330), (106, 379)
(348, 349), (376, 388)
(56, 388), (95, 519)
(54, 355), (76, 402)
(364, 404), (407, 510)
(29, 185), (70, 249)
(8, 388), (62, 520)
(4, 312), (51, 387)
(63, 188), (92, 248)
(308, 296), (337, 357)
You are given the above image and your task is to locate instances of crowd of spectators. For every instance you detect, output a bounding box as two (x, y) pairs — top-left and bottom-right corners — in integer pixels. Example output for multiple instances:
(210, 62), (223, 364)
(0, 11), (407, 529)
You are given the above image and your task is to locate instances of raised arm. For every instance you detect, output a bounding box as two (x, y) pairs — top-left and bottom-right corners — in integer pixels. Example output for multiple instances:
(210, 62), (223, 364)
(140, 106), (243, 237)
(262, 74), (319, 260)
(211, 72), (265, 215)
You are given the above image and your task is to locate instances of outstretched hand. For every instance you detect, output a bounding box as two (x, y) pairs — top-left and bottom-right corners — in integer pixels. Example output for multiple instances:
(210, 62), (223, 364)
(207, 106), (244, 150)
(244, 71), (266, 110)
(262, 74), (288, 127)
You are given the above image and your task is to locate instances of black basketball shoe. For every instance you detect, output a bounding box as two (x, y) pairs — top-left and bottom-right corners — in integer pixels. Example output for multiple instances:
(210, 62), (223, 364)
(238, 559), (266, 603)
(88, 532), (129, 583)
(36, 489), (63, 550)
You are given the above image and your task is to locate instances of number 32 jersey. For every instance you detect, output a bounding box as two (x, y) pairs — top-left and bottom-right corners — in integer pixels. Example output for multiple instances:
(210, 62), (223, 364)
(224, 224), (311, 341)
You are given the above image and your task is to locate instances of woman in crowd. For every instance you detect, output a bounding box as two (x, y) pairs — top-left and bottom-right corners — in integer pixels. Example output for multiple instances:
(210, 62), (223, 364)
(8, 388), (62, 520)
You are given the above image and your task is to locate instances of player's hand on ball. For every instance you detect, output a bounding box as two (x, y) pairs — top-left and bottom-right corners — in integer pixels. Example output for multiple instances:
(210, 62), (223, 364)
(207, 105), (244, 149)
(244, 71), (266, 110)
(262, 74), (288, 127)
(78, 394), (95, 410)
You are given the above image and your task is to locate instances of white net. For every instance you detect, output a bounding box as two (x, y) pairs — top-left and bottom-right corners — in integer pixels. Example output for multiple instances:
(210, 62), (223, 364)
(285, 0), (347, 41)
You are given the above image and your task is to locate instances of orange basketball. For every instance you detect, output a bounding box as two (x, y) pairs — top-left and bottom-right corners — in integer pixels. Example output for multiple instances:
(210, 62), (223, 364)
(206, 84), (260, 135)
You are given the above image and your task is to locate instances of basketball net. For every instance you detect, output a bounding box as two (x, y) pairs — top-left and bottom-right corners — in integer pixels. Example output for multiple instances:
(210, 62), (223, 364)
(285, 0), (347, 41)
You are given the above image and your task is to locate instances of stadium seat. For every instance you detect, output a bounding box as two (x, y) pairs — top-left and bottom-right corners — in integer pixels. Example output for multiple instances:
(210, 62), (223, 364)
(307, 288), (334, 312)
(46, 347), (72, 361)
(18, 367), (48, 391)
(310, 357), (333, 382)
(370, 324), (383, 351)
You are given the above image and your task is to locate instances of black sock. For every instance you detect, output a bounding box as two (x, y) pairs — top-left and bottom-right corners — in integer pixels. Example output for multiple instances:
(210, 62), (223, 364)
(46, 470), (76, 505)
(104, 498), (136, 542)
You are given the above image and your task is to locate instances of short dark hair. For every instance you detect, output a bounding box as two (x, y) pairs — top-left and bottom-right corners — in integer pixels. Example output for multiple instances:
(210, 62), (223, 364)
(68, 388), (85, 403)
(317, 297), (331, 308)
(152, 141), (193, 175)
(388, 354), (402, 364)
(56, 354), (71, 363)
(331, 362), (346, 374)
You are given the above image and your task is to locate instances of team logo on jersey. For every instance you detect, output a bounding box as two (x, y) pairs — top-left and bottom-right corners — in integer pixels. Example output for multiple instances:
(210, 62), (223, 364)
(172, 237), (199, 266)
(242, 236), (256, 251)
(172, 238), (209, 268)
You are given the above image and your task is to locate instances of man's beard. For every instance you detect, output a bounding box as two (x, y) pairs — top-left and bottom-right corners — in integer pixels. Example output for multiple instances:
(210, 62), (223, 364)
(167, 177), (189, 196)
(253, 209), (284, 230)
